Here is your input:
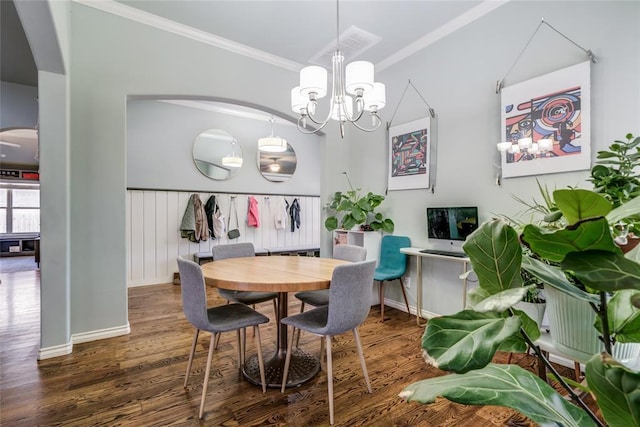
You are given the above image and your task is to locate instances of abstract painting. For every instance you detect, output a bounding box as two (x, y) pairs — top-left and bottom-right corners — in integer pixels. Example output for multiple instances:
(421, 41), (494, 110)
(388, 117), (431, 190)
(501, 61), (591, 178)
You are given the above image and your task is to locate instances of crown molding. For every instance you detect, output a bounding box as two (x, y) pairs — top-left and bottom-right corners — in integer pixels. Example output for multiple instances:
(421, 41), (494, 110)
(377, 0), (510, 71)
(73, 0), (303, 72)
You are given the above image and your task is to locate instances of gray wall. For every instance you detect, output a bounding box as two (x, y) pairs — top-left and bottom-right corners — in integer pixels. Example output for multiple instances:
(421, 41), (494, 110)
(342, 1), (640, 314)
(126, 99), (321, 195)
(0, 82), (38, 129)
(14, 0), (640, 352)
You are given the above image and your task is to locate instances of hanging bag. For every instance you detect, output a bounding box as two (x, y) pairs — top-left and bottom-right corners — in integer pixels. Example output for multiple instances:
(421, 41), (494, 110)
(212, 196), (226, 239)
(227, 196), (241, 239)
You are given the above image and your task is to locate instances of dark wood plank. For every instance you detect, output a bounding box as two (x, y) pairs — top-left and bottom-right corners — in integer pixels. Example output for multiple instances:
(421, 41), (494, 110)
(0, 270), (597, 426)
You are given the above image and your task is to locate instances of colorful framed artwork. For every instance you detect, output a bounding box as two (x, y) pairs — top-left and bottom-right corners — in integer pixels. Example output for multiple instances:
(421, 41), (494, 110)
(388, 117), (431, 190)
(500, 61), (591, 178)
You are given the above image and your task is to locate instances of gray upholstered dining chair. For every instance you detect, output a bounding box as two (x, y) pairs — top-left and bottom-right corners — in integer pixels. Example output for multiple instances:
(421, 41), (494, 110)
(177, 257), (268, 419)
(212, 243), (278, 317)
(293, 244), (367, 346)
(294, 244), (367, 310)
(280, 259), (377, 425)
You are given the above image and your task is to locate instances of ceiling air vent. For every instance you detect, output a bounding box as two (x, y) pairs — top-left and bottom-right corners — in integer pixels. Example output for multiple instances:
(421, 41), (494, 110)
(309, 25), (382, 68)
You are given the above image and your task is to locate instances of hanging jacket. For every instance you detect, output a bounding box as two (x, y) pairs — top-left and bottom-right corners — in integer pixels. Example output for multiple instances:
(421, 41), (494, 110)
(289, 198), (300, 232)
(180, 194), (209, 243)
(204, 195), (218, 237)
(247, 196), (260, 227)
(274, 197), (288, 230)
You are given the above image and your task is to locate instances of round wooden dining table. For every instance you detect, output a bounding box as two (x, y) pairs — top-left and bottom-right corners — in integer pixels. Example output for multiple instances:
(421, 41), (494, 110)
(201, 255), (348, 388)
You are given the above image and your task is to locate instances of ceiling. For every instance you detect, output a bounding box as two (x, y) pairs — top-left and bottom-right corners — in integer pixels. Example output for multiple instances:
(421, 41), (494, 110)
(1, 0), (509, 169)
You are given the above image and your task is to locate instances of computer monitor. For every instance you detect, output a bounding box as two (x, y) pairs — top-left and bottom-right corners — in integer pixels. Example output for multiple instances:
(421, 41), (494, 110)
(427, 207), (479, 242)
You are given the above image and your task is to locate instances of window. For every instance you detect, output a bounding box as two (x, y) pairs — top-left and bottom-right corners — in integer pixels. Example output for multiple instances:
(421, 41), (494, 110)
(0, 185), (40, 235)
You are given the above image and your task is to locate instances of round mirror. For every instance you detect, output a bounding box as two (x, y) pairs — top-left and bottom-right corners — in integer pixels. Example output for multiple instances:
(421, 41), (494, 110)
(193, 129), (243, 180)
(258, 143), (296, 182)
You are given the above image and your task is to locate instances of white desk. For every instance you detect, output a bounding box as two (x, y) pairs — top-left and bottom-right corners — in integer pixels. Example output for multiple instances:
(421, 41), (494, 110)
(400, 247), (470, 326)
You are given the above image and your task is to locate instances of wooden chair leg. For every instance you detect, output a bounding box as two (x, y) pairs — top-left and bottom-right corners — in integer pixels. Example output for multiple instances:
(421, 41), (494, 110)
(398, 277), (411, 317)
(326, 335), (335, 425)
(574, 361), (582, 382)
(281, 325), (296, 393)
(199, 334), (216, 419)
(294, 302), (306, 347)
(353, 328), (372, 393)
(379, 281), (385, 321)
(254, 326), (266, 393)
(184, 329), (200, 387)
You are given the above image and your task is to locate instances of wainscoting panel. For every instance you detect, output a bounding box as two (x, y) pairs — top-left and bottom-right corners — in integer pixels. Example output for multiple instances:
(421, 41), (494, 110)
(126, 190), (322, 286)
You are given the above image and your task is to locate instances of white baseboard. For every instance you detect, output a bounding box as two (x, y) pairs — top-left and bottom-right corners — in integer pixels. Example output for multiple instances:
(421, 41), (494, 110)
(382, 298), (439, 321)
(38, 342), (73, 360)
(37, 323), (131, 360)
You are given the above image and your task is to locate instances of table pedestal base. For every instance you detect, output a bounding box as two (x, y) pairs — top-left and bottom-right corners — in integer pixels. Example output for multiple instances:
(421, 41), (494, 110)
(243, 348), (320, 388)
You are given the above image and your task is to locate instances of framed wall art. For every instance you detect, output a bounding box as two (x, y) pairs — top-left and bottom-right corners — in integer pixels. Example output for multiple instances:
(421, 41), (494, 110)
(388, 117), (432, 190)
(500, 61), (591, 178)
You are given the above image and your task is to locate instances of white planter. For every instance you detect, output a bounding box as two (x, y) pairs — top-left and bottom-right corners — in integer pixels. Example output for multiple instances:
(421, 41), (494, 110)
(545, 286), (640, 365)
(514, 301), (546, 326)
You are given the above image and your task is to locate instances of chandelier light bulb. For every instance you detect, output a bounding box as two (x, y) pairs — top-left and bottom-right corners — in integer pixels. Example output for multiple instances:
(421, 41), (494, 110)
(345, 61), (374, 95)
(538, 138), (553, 151)
(518, 137), (532, 149)
(300, 66), (327, 99)
(497, 141), (511, 152)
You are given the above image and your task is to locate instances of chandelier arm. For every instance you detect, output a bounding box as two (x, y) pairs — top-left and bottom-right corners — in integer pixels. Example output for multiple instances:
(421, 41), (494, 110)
(350, 114), (383, 133)
(344, 101), (365, 123)
(296, 117), (330, 134)
(305, 107), (332, 126)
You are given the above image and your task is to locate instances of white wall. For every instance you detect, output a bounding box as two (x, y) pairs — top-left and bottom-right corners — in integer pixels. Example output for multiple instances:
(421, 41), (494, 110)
(127, 190), (321, 286)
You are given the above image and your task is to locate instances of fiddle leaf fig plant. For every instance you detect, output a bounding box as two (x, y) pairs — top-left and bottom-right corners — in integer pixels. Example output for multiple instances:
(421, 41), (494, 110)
(324, 186), (394, 233)
(401, 188), (640, 427)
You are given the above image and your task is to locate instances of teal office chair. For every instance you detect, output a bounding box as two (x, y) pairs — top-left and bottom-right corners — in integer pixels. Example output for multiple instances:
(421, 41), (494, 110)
(374, 235), (411, 321)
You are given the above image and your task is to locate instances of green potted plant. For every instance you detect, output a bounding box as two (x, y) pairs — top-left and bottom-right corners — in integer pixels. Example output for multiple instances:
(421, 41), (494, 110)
(513, 269), (546, 326)
(324, 173), (394, 233)
(400, 188), (640, 426)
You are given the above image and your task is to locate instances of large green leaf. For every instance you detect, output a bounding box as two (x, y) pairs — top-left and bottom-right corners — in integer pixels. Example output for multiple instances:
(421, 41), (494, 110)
(511, 307), (541, 342)
(585, 353), (640, 427)
(595, 290), (640, 343)
(562, 250), (640, 293)
(400, 364), (596, 427)
(554, 189), (612, 225)
(607, 194), (640, 224)
(467, 286), (491, 308)
(421, 310), (521, 373)
(521, 256), (599, 303)
(522, 218), (619, 263)
(462, 219), (522, 295)
(633, 293), (640, 309)
(474, 287), (529, 313)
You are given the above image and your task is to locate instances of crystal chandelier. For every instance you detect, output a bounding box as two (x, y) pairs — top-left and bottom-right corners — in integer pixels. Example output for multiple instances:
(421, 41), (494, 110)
(290, 0), (386, 138)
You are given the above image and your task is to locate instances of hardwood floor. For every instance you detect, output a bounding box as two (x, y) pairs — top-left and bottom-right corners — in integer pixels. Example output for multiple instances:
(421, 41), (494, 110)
(1, 269), (583, 426)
